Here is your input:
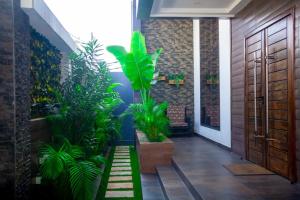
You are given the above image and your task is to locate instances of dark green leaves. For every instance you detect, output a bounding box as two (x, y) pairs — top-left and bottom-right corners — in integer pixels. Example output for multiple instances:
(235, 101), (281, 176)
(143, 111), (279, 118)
(70, 161), (100, 200)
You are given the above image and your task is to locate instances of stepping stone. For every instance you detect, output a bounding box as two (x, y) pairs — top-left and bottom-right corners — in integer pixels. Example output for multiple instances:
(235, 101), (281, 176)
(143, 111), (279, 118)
(114, 153), (130, 156)
(105, 190), (134, 198)
(112, 162), (130, 167)
(111, 166), (131, 171)
(113, 159), (130, 163)
(116, 145), (129, 148)
(107, 182), (133, 189)
(110, 171), (132, 176)
(115, 148), (129, 150)
(109, 176), (132, 182)
(115, 150), (129, 153)
(114, 155), (130, 159)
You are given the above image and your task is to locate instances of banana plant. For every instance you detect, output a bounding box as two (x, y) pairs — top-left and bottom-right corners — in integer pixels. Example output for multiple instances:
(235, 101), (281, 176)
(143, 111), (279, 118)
(107, 31), (162, 103)
(107, 32), (170, 142)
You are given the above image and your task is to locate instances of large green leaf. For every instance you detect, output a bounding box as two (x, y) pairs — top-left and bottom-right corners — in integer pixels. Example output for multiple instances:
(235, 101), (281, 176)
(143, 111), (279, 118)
(106, 45), (127, 66)
(107, 31), (161, 92)
(40, 145), (74, 180)
(130, 31), (147, 58)
(124, 53), (154, 90)
(69, 161), (100, 200)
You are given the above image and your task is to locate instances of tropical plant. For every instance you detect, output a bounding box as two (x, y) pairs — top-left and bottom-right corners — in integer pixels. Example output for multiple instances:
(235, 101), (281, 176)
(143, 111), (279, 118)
(107, 31), (169, 142)
(107, 31), (161, 103)
(40, 139), (104, 200)
(126, 98), (169, 142)
(47, 37), (122, 148)
(40, 37), (122, 200)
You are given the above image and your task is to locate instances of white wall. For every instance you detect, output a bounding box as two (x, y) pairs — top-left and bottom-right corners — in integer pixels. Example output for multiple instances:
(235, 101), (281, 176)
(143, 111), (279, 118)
(193, 19), (231, 147)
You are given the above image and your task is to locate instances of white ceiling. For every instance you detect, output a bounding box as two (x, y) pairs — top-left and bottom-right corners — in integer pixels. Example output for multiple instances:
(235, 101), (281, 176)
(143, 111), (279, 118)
(151, 0), (252, 18)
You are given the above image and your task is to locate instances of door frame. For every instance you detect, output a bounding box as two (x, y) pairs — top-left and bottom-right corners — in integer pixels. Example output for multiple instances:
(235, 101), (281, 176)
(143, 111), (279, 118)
(244, 8), (297, 182)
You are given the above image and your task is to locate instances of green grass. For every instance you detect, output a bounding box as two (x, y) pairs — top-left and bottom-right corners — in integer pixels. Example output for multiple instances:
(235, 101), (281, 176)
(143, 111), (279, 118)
(130, 146), (143, 200)
(96, 146), (143, 200)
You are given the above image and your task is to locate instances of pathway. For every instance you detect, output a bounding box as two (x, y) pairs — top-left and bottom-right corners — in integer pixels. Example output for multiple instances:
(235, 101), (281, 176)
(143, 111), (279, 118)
(105, 146), (134, 199)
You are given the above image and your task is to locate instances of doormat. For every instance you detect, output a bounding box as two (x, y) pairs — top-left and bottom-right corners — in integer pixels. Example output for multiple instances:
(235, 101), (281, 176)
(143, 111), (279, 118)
(223, 163), (275, 176)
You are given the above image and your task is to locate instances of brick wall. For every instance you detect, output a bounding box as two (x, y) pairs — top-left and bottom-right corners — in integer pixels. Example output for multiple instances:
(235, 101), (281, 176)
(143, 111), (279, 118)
(199, 19), (220, 129)
(0, 0), (31, 198)
(141, 19), (194, 125)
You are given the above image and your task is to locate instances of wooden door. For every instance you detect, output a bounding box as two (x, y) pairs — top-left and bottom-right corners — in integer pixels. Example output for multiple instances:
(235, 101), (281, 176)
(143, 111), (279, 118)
(245, 13), (296, 181)
(245, 30), (266, 167)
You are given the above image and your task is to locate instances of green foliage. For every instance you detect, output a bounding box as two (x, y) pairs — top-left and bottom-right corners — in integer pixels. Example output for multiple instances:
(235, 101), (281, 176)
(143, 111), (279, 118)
(30, 27), (62, 118)
(40, 140), (103, 200)
(40, 37), (122, 200)
(107, 32), (162, 100)
(126, 98), (169, 142)
(168, 72), (185, 88)
(107, 31), (169, 142)
(47, 37), (122, 148)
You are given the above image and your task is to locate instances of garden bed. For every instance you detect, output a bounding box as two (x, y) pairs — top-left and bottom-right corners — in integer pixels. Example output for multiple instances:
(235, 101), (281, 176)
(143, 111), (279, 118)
(136, 131), (174, 174)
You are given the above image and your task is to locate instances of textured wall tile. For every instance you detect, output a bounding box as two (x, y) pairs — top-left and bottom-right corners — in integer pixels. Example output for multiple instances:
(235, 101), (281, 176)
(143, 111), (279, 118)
(141, 19), (194, 125)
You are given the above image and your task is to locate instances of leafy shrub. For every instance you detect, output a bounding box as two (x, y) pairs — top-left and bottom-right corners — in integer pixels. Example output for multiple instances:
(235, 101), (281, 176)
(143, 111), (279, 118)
(40, 38), (122, 200)
(47, 38), (122, 149)
(126, 98), (169, 142)
(30, 27), (62, 118)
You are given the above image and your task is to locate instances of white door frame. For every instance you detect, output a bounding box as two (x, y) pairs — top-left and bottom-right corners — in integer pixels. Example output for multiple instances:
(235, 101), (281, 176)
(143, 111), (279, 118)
(193, 19), (231, 147)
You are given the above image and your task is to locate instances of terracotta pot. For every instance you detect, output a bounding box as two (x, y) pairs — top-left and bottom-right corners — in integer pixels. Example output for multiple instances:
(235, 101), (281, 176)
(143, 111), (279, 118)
(136, 131), (174, 174)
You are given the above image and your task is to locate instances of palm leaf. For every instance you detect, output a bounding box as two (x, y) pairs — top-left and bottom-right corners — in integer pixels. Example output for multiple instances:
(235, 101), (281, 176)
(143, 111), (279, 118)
(40, 145), (74, 180)
(69, 161), (100, 200)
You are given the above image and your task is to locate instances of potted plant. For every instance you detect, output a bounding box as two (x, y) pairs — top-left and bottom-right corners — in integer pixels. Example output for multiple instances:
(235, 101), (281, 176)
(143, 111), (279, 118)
(206, 73), (219, 85)
(168, 72), (185, 87)
(107, 32), (174, 173)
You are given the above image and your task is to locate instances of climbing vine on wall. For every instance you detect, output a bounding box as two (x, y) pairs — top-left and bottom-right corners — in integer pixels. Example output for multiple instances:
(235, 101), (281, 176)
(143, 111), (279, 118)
(30, 27), (62, 118)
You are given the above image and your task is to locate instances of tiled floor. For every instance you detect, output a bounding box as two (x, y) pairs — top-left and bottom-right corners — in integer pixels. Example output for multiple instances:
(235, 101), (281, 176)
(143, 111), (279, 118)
(141, 174), (165, 200)
(172, 136), (300, 200)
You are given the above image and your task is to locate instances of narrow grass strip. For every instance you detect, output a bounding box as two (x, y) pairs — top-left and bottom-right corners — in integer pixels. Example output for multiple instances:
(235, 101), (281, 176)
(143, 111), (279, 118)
(130, 146), (143, 200)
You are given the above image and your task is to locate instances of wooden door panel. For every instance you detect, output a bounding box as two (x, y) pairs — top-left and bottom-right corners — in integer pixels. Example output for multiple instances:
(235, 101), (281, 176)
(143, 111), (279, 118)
(265, 15), (290, 178)
(268, 59), (287, 72)
(245, 13), (296, 181)
(268, 101), (288, 110)
(269, 80), (287, 91)
(245, 31), (266, 166)
(268, 70), (288, 82)
(268, 29), (287, 45)
(267, 18), (287, 36)
(268, 39), (287, 54)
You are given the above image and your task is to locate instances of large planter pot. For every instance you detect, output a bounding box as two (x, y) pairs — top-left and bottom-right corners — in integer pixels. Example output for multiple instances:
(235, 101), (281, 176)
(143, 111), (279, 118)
(136, 131), (174, 174)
